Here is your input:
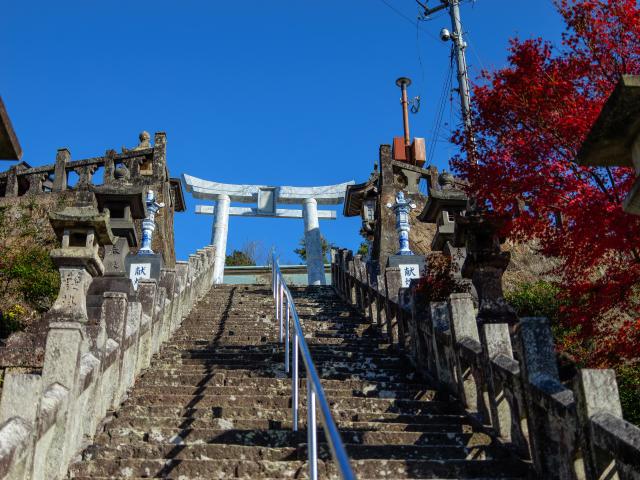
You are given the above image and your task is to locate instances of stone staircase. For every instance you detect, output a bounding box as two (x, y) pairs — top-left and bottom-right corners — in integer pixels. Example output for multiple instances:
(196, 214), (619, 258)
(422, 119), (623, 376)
(68, 284), (531, 479)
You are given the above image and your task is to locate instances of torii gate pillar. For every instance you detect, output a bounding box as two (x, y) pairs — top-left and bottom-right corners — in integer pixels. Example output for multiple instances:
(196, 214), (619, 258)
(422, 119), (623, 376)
(303, 198), (324, 285)
(211, 194), (230, 284)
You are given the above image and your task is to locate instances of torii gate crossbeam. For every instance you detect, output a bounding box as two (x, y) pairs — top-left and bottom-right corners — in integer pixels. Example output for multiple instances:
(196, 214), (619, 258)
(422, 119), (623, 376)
(183, 174), (354, 285)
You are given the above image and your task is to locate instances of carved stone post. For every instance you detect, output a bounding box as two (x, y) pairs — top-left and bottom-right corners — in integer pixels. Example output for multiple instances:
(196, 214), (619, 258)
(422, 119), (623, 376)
(384, 267), (402, 346)
(26, 173), (46, 195)
(517, 317), (576, 478)
(74, 165), (97, 190)
(53, 148), (70, 192)
(5, 166), (18, 197)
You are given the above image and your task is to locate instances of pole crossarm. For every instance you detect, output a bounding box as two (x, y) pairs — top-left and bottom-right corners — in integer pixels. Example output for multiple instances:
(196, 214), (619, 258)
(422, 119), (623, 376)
(196, 205), (337, 220)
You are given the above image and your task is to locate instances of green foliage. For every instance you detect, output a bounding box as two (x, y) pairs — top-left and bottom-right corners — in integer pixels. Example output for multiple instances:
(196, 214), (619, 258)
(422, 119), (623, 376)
(617, 364), (640, 426)
(505, 281), (562, 323)
(4, 247), (59, 308)
(225, 250), (256, 266)
(294, 235), (333, 264)
(357, 241), (369, 257)
(506, 281), (640, 426)
(0, 304), (26, 339)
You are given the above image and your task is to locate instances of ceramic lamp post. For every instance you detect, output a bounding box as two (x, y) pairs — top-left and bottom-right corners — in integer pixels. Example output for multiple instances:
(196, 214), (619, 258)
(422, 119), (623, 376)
(386, 191), (416, 256)
(138, 189), (164, 255)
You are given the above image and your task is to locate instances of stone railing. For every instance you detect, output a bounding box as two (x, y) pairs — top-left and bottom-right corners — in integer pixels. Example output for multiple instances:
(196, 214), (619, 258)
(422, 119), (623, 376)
(332, 240), (640, 479)
(0, 132), (167, 197)
(0, 236), (215, 478)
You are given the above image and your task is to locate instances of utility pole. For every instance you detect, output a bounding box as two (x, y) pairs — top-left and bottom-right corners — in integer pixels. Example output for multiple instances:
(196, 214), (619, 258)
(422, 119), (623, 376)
(419, 0), (475, 162)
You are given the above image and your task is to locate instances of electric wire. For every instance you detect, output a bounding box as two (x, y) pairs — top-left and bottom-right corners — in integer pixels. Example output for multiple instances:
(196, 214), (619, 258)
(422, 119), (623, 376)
(427, 46), (454, 166)
(378, 0), (440, 41)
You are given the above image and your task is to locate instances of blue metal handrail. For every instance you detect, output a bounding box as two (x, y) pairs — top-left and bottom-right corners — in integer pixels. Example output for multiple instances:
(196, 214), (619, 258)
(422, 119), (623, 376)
(271, 254), (356, 480)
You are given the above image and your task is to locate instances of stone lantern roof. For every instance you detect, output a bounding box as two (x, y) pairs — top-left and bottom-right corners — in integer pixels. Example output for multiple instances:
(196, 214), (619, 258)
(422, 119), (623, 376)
(576, 75), (640, 214)
(418, 172), (468, 223)
(342, 173), (378, 218)
(576, 75), (640, 168)
(49, 205), (114, 277)
(49, 205), (114, 245)
(91, 184), (147, 247)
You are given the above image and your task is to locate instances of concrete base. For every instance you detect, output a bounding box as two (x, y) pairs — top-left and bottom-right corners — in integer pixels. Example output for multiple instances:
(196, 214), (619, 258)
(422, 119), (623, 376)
(387, 254), (425, 271)
(125, 254), (163, 289)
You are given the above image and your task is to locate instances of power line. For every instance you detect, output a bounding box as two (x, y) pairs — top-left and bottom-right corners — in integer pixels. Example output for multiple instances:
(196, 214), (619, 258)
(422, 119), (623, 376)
(378, 0), (440, 41)
(427, 47), (454, 165)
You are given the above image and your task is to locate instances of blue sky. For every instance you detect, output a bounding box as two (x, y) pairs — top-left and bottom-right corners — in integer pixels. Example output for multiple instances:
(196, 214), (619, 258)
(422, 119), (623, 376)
(1, 1), (565, 264)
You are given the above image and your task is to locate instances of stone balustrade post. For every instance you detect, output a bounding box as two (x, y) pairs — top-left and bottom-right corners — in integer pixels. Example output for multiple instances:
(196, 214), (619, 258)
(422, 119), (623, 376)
(174, 261), (189, 323)
(0, 418), (32, 479)
(353, 255), (365, 313)
(5, 166), (18, 197)
(447, 293), (488, 419)
(384, 267), (402, 345)
(26, 173), (46, 195)
(574, 369), (626, 479)
(39, 322), (86, 479)
(98, 292), (128, 412)
(429, 302), (455, 390)
(159, 269), (177, 343)
(53, 148), (70, 192)
(151, 286), (167, 355)
(517, 317), (576, 478)
(376, 273), (386, 328)
(0, 371), (42, 478)
(118, 302), (141, 401)
(136, 279), (158, 370)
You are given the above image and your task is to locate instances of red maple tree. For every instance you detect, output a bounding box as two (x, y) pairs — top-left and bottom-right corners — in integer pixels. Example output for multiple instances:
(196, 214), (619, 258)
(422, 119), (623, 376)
(451, 0), (640, 365)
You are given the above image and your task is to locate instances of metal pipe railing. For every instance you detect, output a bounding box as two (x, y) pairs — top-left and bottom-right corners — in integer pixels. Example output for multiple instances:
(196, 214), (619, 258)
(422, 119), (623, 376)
(271, 254), (356, 480)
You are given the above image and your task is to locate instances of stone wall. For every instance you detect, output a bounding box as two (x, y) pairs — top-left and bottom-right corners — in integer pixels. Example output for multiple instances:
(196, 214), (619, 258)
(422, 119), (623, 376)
(331, 214), (640, 479)
(0, 133), (186, 370)
(0, 243), (215, 480)
(0, 132), (183, 266)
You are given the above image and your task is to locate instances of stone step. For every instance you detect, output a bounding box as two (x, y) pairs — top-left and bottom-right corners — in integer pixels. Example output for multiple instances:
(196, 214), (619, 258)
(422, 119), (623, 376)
(69, 458), (329, 479)
(100, 426), (490, 448)
(70, 457), (528, 479)
(151, 358), (408, 373)
(127, 384), (437, 400)
(143, 366), (419, 383)
(165, 344), (397, 356)
(168, 338), (390, 347)
(84, 442), (499, 463)
(137, 374), (431, 391)
(156, 352), (404, 365)
(116, 405), (467, 424)
(122, 394), (453, 413)
(107, 415), (470, 433)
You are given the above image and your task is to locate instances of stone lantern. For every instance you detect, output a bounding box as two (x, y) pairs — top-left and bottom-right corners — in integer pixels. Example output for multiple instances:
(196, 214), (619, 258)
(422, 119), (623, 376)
(419, 172), (468, 251)
(453, 209), (516, 325)
(47, 205), (114, 323)
(86, 179), (147, 315)
(576, 75), (640, 214)
(92, 184), (147, 274)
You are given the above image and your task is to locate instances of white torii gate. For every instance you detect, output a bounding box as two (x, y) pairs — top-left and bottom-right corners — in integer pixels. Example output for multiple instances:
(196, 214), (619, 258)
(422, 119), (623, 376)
(183, 174), (354, 285)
